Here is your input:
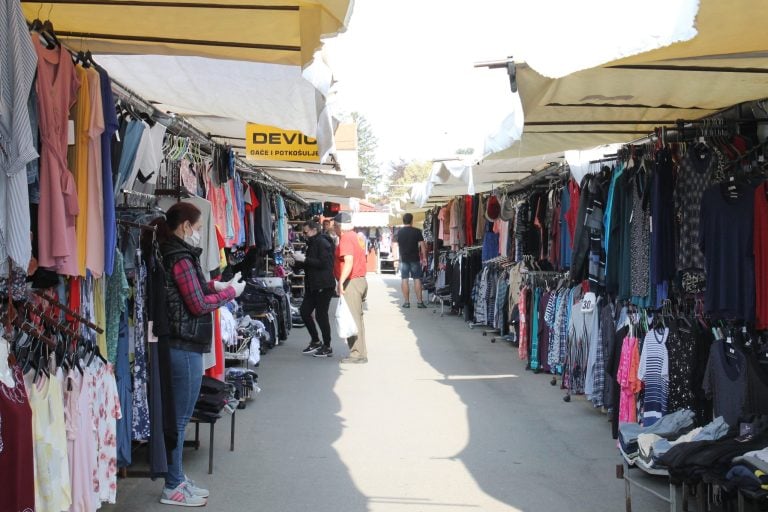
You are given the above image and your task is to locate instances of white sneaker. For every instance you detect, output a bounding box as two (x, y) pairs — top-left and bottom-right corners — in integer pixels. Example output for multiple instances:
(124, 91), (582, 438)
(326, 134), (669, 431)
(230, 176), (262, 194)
(184, 477), (210, 498)
(160, 482), (207, 507)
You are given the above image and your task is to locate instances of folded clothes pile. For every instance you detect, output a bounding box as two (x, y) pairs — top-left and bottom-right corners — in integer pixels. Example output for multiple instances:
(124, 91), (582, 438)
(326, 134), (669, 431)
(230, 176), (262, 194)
(637, 417), (730, 468)
(727, 448), (768, 492)
(659, 416), (768, 485)
(619, 409), (697, 459)
(225, 367), (259, 409)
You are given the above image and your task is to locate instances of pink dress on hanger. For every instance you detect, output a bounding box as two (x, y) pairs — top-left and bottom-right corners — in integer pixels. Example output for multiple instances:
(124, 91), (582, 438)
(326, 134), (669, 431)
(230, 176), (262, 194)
(437, 206), (448, 242)
(617, 335), (642, 424)
(32, 37), (81, 275)
(85, 68), (106, 277)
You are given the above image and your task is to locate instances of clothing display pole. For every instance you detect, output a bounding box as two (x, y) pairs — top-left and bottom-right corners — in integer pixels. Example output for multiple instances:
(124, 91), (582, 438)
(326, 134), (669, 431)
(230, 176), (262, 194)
(32, 291), (104, 334)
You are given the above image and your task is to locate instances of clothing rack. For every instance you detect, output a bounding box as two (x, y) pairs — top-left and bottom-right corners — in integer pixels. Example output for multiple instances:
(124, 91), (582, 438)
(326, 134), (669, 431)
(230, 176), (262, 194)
(154, 186), (189, 200)
(499, 163), (569, 195)
(521, 270), (568, 288)
(119, 188), (156, 208)
(0, 306), (56, 348)
(23, 301), (82, 340)
(110, 78), (307, 206)
(32, 291), (104, 334)
(237, 168), (306, 205)
(117, 219), (158, 233)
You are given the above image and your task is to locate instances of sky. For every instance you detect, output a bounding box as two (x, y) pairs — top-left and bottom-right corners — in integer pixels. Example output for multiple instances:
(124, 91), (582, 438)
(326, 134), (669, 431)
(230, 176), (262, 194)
(322, 0), (699, 166)
(323, 1), (520, 164)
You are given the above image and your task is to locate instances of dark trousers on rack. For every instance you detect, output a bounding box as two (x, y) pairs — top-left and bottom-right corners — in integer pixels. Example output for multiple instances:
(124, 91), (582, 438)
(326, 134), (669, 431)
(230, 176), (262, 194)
(300, 288), (334, 346)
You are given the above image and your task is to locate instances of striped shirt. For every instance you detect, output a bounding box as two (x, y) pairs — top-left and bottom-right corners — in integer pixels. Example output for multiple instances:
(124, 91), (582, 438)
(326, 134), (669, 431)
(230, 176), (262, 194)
(0, 0), (38, 276)
(638, 328), (670, 427)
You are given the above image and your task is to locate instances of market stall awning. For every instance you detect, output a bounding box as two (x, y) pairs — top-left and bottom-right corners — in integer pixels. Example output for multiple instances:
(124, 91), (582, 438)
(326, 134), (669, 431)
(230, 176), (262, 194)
(261, 168), (365, 199)
(490, 0), (768, 159)
(21, 0), (353, 67)
(352, 211), (389, 228)
(97, 53), (337, 158)
(407, 154), (564, 208)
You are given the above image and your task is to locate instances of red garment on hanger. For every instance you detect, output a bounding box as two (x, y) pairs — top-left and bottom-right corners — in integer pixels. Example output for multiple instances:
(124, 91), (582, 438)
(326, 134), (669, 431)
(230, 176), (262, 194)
(754, 183), (768, 329)
(205, 309), (225, 381)
(464, 195), (474, 246)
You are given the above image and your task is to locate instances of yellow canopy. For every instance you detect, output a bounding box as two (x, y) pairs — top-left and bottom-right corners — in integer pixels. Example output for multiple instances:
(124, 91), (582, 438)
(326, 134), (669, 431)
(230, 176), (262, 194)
(491, 0), (768, 159)
(21, 0), (353, 66)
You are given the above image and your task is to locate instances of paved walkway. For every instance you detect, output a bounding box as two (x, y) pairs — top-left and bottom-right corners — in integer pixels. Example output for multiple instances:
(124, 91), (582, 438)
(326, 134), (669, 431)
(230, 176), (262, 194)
(107, 274), (665, 512)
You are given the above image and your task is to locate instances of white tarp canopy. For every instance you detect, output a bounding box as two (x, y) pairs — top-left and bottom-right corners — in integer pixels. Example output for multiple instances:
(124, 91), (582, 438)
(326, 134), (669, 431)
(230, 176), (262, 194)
(408, 160), (474, 208)
(407, 153), (565, 208)
(507, 0), (700, 79)
(258, 167), (365, 199)
(352, 211), (389, 227)
(98, 53), (338, 160)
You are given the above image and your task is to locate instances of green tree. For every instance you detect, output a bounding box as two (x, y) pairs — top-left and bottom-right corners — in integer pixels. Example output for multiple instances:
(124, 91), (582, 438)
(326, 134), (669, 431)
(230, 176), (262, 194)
(386, 160), (433, 202)
(350, 112), (379, 189)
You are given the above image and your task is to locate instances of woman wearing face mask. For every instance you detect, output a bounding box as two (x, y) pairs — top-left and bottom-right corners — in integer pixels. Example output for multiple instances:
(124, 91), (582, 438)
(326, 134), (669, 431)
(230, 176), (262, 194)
(152, 202), (246, 507)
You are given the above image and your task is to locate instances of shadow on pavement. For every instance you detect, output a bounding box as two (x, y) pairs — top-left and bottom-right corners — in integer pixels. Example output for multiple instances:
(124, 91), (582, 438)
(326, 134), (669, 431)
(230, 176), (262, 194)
(104, 328), (369, 512)
(379, 275), (665, 512)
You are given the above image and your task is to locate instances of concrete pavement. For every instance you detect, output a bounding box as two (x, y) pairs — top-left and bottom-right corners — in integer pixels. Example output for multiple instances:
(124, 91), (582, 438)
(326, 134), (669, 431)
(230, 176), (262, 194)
(106, 274), (666, 512)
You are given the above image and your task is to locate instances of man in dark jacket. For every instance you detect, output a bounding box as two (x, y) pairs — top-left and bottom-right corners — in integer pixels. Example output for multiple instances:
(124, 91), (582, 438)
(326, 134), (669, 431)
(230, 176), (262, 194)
(294, 220), (337, 357)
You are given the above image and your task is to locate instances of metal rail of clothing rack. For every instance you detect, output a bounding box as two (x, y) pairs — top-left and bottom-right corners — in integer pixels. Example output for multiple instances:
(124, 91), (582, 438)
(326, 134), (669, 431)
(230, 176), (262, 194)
(617, 453), (708, 512)
(110, 78), (307, 206)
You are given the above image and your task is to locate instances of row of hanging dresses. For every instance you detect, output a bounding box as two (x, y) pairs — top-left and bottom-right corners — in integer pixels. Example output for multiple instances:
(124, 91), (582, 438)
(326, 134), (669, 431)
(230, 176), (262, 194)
(1, 345), (121, 512)
(577, 139), (756, 309)
(502, 186), (575, 269)
(471, 261), (509, 330)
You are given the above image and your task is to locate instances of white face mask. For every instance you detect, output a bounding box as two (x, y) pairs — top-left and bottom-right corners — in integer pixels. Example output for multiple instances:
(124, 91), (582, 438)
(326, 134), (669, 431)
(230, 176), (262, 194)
(185, 228), (202, 248)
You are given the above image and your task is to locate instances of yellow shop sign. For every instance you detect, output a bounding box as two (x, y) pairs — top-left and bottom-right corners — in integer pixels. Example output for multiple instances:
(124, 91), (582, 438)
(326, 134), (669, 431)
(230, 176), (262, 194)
(245, 123), (320, 162)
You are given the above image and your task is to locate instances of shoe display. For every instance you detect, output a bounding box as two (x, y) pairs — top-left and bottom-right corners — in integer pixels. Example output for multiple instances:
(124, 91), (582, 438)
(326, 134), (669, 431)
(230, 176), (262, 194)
(160, 483), (207, 507)
(341, 357), (368, 364)
(402, 303), (410, 308)
(313, 346), (334, 358)
(184, 477), (210, 498)
(302, 342), (322, 355)
(416, 302), (427, 309)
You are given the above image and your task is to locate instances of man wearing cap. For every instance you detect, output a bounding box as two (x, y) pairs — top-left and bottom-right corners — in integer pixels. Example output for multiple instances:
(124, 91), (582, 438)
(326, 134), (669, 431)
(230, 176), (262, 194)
(395, 213), (427, 309)
(322, 218), (338, 246)
(333, 212), (369, 364)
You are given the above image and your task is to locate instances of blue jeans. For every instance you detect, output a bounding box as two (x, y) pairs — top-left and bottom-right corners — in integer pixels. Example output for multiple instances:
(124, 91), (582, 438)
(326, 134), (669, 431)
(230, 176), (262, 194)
(400, 261), (423, 280)
(165, 348), (203, 489)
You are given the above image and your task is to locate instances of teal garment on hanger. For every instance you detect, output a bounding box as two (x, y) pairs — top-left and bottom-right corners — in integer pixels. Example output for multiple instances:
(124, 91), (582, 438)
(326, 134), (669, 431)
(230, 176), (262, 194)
(603, 162), (625, 276)
(530, 288), (541, 371)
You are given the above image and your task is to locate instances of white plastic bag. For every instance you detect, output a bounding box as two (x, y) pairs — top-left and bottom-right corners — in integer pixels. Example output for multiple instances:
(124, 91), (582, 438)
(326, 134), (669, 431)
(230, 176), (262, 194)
(335, 297), (358, 339)
(248, 337), (261, 366)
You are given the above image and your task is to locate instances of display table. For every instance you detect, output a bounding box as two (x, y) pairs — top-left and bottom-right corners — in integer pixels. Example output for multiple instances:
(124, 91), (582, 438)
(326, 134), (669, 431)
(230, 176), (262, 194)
(186, 410), (236, 475)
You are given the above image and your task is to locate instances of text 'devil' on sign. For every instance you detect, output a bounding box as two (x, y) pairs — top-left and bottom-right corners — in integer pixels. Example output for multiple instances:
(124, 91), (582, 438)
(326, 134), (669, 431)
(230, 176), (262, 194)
(245, 123), (320, 162)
